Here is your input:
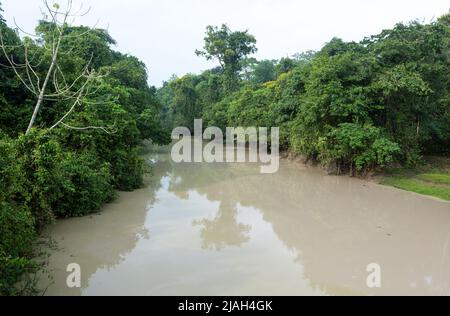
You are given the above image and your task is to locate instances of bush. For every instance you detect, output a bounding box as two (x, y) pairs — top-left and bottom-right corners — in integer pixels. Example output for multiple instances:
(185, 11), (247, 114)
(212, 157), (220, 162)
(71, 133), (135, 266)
(0, 134), (38, 296)
(0, 251), (39, 296)
(52, 151), (115, 218)
(0, 203), (38, 296)
(0, 204), (35, 259)
(14, 130), (64, 229)
(109, 148), (145, 191)
(0, 134), (35, 257)
(318, 123), (400, 175)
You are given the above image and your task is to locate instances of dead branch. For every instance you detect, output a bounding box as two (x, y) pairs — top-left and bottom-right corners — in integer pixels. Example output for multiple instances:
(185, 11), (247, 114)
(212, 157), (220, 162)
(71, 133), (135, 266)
(0, 0), (110, 135)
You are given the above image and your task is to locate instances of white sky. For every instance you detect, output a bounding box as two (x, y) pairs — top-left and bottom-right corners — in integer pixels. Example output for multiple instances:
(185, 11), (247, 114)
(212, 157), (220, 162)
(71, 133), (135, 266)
(2, 0), (449, 87)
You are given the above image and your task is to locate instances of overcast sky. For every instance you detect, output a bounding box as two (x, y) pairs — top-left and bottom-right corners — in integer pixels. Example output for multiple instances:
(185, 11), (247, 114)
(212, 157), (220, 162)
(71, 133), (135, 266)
(2, 0), (449, 86)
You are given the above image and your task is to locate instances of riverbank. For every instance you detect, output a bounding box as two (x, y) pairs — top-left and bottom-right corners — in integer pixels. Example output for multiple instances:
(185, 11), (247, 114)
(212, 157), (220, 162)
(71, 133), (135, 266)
(377, 157), (450, 202)
(284, 152), (450, 202)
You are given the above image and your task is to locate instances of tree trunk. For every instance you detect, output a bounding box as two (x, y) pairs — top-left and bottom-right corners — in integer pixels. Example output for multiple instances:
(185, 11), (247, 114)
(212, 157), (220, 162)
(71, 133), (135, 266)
(25, 39), (60, 135)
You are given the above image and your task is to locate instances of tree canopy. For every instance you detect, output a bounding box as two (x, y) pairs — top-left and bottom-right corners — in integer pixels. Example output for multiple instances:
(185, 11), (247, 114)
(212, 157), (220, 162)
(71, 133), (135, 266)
(196, 24), (257, 90)
(160, 16), (450, 173)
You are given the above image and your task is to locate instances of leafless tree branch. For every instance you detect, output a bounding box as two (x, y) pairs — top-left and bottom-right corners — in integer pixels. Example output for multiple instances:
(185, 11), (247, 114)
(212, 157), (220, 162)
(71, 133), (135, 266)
(0, 0), (110, 135)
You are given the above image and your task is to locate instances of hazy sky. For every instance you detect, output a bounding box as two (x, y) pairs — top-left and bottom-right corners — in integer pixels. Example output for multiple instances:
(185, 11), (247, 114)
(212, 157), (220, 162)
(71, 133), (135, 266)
(2, 0), (449, 86)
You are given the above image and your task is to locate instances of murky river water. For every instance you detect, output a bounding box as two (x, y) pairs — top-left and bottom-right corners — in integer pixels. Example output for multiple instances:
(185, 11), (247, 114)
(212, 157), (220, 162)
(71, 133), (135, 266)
(39, 150), (450, 296)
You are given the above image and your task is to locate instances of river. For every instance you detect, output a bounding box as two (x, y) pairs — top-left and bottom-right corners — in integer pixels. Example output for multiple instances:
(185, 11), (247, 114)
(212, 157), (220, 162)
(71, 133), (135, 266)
(39, 148), (450, 296)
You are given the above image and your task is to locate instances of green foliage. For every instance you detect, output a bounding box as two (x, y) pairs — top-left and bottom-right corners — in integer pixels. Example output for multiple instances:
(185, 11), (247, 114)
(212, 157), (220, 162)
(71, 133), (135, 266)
(219, 65), (307, 147)
(289, 17), (448, 172)
(37, 22), (116, 69)
(275, 57), (297, 77)
(159, 16), (450, 176)
(367, 17), (450, 158)
(0, 134), (37, 296)
(0, 204), (35, 258)
(109, 148), (146, 191)
(202, 96), (231, 131)
(196, 24), (257, 91)
(169, 75), (202, 131)
(138, 108), (171, 144)
(0, 251), (39, 296)
(0, 136), (35, 255)
(0, 8), (170, 295)
(0, 22), (33, 136)
(318, 124), (400, 174)
(14, 130), (64, 228)
(52, 151), (115, 218)
(247, 59), (276, 84)
(9, 129), (115, 225)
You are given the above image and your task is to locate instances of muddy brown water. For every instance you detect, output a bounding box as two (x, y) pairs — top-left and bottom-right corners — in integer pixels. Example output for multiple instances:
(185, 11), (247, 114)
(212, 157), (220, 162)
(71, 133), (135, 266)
(39, 150), (450, 296)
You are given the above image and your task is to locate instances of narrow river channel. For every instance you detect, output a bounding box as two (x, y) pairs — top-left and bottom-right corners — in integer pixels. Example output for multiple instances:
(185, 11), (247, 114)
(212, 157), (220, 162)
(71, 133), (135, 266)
(39, 149), (450, 296)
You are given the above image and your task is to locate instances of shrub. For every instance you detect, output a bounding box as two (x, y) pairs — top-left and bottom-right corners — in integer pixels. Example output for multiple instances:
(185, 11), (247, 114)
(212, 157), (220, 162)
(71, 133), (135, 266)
(0, 204), (38, 297)
(52, 151), (115, 218)
(0, 134), (38, 296)
(318, 123), (400, 175)
(0, 204), (35, 259)
(14, 130), (64, 229)
(0, 250), (39, 296)
(109, 148), (146, 191)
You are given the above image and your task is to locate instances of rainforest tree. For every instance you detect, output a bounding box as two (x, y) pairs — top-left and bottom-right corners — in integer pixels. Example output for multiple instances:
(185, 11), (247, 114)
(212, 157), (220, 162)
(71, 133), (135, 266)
(196, 24), (257, 91)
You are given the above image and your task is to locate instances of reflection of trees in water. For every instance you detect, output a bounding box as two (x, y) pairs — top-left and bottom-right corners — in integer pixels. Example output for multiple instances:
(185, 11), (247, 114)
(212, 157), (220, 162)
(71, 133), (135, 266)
(168, 161), (258, 250)
(167, 157), (450, 295)
(168, 161), (260, 193)
(41, 155), (172, 295)
(193, 200), (251, 251)
(46, 151), (450, 295)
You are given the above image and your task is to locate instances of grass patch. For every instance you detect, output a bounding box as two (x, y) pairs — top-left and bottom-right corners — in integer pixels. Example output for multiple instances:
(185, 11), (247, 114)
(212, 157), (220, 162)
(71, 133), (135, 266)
(417, 173), (450, 185)
(379, 156), (450, 201)
(381, 177), (450, 201)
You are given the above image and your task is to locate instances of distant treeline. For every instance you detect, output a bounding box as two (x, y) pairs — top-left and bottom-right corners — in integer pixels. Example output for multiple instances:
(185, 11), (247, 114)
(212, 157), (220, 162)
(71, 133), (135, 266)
(159, 16), (450, 174)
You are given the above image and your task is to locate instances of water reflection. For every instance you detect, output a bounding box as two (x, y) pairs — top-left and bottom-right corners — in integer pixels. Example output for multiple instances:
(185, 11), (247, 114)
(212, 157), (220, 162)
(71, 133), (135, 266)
(40, 149), (450, 296)
(193, 200), (251, 250)
(38, 155), (171, 296)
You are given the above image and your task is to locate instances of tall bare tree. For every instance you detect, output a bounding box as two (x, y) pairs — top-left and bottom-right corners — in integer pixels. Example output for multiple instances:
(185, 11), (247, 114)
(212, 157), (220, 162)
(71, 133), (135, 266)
(0, 0), (109, 135)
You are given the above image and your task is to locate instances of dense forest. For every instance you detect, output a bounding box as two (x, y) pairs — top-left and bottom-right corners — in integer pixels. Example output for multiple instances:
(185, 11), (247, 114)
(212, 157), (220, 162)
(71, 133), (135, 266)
(0, 2), (169, 294)
(159, 16), (450, 174)
(0, 0), (449, 295)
